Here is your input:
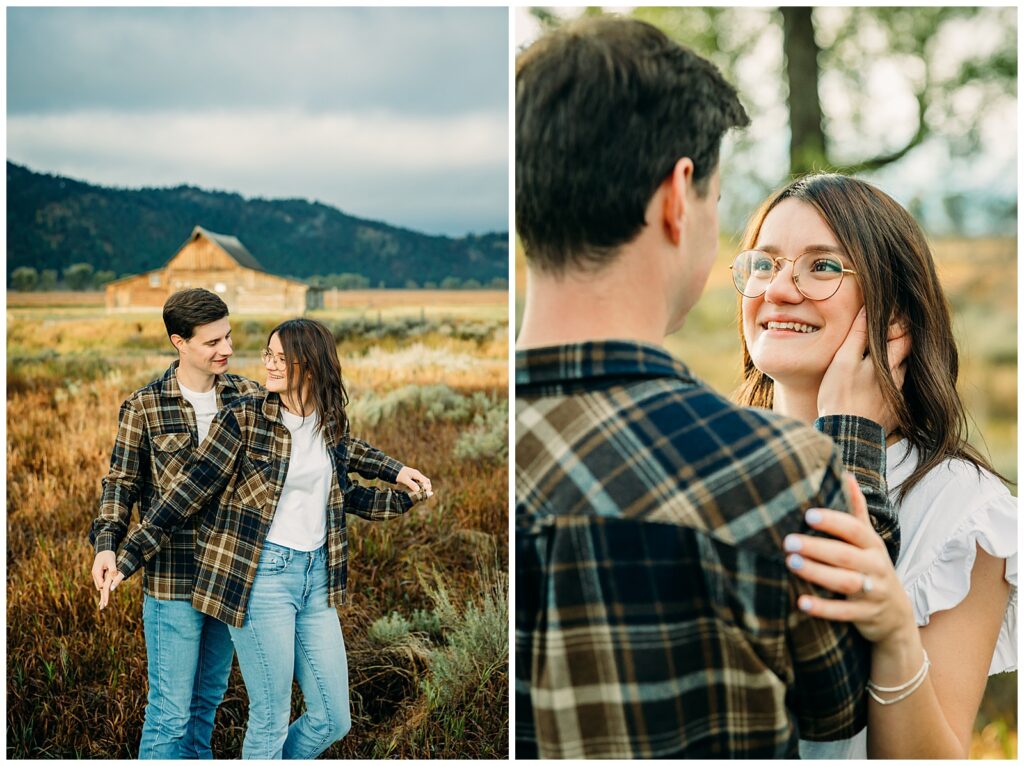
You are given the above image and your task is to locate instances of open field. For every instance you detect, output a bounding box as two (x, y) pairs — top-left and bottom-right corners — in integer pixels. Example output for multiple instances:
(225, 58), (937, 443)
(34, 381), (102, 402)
(516, 236), (1017, 758)
(7, 288), (509, 321)
(7, 300), (509, 758)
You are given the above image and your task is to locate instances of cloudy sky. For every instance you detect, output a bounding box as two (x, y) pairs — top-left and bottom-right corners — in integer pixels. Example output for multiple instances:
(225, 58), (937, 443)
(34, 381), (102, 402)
(8, 7), (509, 237)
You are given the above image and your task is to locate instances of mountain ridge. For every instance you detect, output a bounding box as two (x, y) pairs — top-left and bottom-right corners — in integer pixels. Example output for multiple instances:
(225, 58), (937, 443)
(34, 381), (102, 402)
(6, 161), (508, 287)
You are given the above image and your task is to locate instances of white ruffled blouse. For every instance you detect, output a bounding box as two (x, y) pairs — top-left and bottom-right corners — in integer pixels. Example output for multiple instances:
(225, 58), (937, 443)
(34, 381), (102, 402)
(887, 439), (1017, 674)
(799, 440), (1017, 759)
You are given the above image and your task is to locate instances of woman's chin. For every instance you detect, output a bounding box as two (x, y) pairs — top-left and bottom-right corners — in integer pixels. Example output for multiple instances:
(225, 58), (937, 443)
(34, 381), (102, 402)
(752, 361), (825, 388)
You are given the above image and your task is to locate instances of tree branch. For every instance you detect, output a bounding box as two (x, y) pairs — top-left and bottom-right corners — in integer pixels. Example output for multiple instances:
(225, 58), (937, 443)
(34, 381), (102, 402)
(838, 85), (930, 175)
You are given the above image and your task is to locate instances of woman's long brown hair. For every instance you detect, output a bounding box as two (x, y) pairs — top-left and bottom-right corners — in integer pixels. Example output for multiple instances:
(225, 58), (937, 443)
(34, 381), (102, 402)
(267, 319), (348, 440)
(736, 173), (1005, 501)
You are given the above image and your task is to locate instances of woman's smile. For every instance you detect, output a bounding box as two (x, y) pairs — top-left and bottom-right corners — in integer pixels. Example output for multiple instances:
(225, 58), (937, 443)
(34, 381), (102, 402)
(759, 314), (822, 335)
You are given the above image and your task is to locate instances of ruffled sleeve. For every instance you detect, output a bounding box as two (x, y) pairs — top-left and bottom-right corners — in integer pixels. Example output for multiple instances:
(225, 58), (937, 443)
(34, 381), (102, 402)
(902, 491), (1017, 675)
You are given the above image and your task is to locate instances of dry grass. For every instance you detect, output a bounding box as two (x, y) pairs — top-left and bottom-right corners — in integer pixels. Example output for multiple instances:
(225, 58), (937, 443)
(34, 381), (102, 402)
(6, 290), (106, 307)
(7, 305), (509, 759)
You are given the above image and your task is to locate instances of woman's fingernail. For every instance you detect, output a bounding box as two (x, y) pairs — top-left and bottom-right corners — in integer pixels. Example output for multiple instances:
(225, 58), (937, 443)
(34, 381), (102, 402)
(787, 554), (804, 570)
(805, 509), (823, 525)
(784, 535), (802, 552)
(798, 596), (813, 611)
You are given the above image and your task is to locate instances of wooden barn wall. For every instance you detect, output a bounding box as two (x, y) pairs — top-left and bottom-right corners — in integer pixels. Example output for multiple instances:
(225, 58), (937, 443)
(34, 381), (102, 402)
(105, 274), (168, 311)
(166, 239), (239, 272)
(107, 239), (309, 314)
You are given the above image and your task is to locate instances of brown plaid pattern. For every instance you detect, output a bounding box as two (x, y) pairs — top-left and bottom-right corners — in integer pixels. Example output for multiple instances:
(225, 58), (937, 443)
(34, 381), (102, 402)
(515, 340), (899, 759)
(89, 362), (263, 599)
(115, 391), (427, 627)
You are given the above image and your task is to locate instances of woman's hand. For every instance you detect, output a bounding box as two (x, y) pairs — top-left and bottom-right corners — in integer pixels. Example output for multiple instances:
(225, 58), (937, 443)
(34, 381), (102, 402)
(396, 466), (432, 496)
(785, 474), (916, 648)
(100, 569), (125, 610)
(817, 307), (910, 433)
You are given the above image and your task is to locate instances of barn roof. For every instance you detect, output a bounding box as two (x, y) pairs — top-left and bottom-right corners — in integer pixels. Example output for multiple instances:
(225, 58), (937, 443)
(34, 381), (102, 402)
(187, 225), (266, 272)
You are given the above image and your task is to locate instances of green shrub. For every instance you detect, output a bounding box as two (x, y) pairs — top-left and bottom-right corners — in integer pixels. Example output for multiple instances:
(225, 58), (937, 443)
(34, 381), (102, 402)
(453, 403), (509, 462)
(368, 612), (412, 646)
(348, 384), (496, 428)
(420, 560), (508, 710)
(409, 608), (442, 638)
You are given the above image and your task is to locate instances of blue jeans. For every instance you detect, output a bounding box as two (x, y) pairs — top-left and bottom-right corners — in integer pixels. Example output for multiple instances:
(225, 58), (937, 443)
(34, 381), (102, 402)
(139, 594), (235, 759)
(227, 542), (352, 759)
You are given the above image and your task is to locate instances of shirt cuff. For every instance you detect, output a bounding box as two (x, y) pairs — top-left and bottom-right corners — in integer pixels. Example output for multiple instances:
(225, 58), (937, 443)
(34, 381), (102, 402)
(814, 414), (899, 563)
(813, 415), (885, 493)
(91, 529), (121, 555)
(379, 458), (404, 484)
(115, 544), (144, 580)
(406, 488), (430, 507)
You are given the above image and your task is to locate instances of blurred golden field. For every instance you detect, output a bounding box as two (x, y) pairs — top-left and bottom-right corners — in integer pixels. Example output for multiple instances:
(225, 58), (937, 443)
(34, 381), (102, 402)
(7, 297), (509, 759)
(516, 236), (1017, 759)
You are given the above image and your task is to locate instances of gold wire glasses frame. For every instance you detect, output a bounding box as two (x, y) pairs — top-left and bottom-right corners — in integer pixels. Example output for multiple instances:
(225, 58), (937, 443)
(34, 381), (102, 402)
(729, 249), (858, 301)
(260, 348), (291, 369)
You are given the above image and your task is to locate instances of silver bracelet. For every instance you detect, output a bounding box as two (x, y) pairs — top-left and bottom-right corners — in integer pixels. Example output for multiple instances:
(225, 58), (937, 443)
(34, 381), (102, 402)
(867, 649), (930, 705)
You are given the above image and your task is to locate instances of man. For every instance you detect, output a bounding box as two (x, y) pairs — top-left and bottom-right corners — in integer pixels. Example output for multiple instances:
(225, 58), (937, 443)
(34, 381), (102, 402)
(89, 288), (260, 758)
(515, 17), (899, 758)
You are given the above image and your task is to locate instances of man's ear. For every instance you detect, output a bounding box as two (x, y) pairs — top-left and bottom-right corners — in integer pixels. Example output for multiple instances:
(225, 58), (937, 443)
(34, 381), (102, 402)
(661, 157), (694, 246)
(169, 333), (186, 353)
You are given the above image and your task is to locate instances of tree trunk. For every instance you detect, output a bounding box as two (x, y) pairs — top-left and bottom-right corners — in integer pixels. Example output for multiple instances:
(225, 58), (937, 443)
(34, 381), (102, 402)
(782, 7), (826, 176)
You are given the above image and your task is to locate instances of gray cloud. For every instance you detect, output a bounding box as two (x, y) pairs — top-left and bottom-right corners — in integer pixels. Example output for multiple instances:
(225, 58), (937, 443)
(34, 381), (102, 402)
(8, 7), (508, 116)
(7, 7), (509, 236)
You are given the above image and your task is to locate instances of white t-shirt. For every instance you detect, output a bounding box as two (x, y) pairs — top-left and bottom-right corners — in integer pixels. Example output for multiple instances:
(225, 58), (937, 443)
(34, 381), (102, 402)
(800, 439), (1017, 758)
(264, 408), (333, 552)
(178, 381), (219, 443)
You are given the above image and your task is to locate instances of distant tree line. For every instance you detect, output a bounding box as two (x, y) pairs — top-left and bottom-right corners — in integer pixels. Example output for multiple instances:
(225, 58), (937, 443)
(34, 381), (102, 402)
(306, 273), (509, 291)
(10, 263), (118, 292)
(9, 265), (510, 292)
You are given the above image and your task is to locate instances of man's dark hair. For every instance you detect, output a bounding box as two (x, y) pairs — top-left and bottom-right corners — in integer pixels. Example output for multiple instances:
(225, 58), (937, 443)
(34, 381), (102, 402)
(163, 288), (229, 341)
(516, 16), (750, 273)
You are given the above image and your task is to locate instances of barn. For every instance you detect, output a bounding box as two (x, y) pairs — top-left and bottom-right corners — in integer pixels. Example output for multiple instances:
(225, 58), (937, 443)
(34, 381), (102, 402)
(105, 226), (322, 314)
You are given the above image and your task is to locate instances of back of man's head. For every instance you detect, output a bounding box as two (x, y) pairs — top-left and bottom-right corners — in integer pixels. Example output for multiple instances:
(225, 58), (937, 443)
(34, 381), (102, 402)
(163, 288), (229, 342)
(516, 16), (749, 274)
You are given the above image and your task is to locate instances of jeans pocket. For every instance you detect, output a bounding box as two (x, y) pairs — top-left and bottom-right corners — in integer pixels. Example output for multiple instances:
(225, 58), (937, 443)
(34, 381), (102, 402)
(255, 546), (290, 575)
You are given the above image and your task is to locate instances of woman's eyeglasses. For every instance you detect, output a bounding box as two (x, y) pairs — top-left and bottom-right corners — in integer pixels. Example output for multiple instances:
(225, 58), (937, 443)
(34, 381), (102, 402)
(260, 348), (292, 369)
(730, 249), (857, 301)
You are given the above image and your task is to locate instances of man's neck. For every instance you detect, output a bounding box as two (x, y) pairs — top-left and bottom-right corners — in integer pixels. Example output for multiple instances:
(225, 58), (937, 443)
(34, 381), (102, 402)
(175, 363), (216, 394)
(516, 262), (672, 350)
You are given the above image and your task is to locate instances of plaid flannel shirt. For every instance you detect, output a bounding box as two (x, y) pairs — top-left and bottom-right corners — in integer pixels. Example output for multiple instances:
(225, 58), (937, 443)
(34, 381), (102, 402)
(515, 340), (900, 759)
(89, 362), (263, 600)
(115, 390), (426, 627)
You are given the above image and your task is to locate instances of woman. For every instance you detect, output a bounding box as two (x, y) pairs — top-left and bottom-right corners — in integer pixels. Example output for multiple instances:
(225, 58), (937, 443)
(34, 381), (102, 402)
(108, 318), (433, 759)
(731, 173), (1016, 758)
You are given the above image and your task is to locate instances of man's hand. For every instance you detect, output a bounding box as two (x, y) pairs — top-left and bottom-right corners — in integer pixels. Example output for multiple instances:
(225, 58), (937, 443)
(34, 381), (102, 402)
(396, 466), (433, 497)
(817, 307), (910, 433)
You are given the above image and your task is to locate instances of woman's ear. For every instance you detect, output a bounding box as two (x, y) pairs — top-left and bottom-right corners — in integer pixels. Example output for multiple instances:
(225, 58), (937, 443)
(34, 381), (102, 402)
(886, 315), (912, 386)
(887, 315), (910, 342)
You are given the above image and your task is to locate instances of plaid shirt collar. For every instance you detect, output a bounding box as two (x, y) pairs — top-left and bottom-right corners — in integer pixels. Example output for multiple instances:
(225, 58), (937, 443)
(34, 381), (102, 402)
(516, 340), (697, 389)
(157, 359), (242, 400)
